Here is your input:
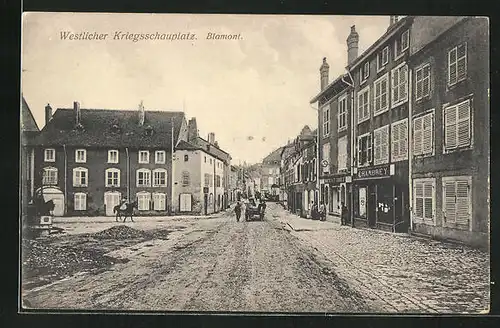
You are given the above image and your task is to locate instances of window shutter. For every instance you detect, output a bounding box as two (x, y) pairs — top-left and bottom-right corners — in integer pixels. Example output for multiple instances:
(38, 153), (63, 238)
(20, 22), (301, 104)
(457, 43), (467, 81)
(381, 78), (388, 109)
(457, 100), (471, 147)
(381, 126), (389, 163)
(375, 82), (381, 112)
(423, 183), (433, 219)
(415, 68), (423, 100)
(392, 69), (399, 103)
(357, 138), (362, 166)
(423, 65), (431, 96)
(374, 130), (381, 163)
(400, 120), (408, 159)
(444, 106), (458, 149)
(73, 170), (78, 185)
(414, 182), (424, 219)
(443, 181), (457, 223)
(455, 180), (470, 226)
(448, 48), (457, 85)
(400, 66), (408, 100)
(413, 116), (423, 156)
(422, 113), (433, 154)
(367, 134), (373, 163)
(392, 124), (400, 161)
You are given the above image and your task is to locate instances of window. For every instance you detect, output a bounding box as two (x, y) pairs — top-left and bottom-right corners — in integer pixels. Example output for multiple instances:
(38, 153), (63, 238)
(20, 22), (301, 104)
(360, 61), (370, 83)
(216, 175), (221, 187)
(74, 193), (87, 211)
(312, 158), (317, 179)
(338, 95), (348, 131)
(209, 174), (214, 187)
(209, 193), (213, 205)
(322, 105), (330, 137)
(182, 171), (190, 187)
(413, 179), (435, 223)
(105, 168), (120, 187)
(73, 167), (88, 187)
(204, 156), (207, 163)
(377, 46), (389, 71)
(448, 43), (467, 86)
(268, 177), (273, 185)
(137, 192), (151, 211)
(357, 86), (370, 123)
(395, 30), (409, 58)
(374, 73), (389, 115)
(357, 133), (373, 167)
(75, 149), (86, 163)
(136, 169), (151, 187)
(391, 118), (408, 162)
(444, 99), (472, 151)
(204, 173), (210, 187)
(184, 154), (189, 162)
(108, 150), (119, 163)
(210, 158), (212, 164)
(415, 63), (431, 101)
(155, 151), (166, 164)
(44, 148), (55, 162)
(153, 193), (166, 211)
(442, 176), (472, 229)
(391, 63), (408, 107)
(337, 136), (348, 170)
(413, 111), (434, 157)
(373, 125), (390, 165)
(153, 169), (167, 187)
(322, 143), (330, 174)
(42, 167), (58, 185)
(139, 150), (149, 164)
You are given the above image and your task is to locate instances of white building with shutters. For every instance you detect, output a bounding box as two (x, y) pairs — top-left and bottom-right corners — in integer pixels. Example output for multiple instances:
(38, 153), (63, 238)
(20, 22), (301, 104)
(408, 17), (489, 248)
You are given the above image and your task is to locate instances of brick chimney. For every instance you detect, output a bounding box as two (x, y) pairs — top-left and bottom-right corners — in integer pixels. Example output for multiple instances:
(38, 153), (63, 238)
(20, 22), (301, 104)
(389, 15), (399, 27)
(74, 101), (81, 126)
(187, 117), (198, 142)
(208, 132), (215, 144)
(45, 104), (52, 126)
(346, 25), (359, 66)
(320, 57), (329, 91)
(138, 100), (145, 126)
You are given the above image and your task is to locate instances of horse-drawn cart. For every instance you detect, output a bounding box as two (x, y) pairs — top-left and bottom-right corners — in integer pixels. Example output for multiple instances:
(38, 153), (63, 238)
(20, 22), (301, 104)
(23, 187), (61, 238)
(244, 198), (266, 221)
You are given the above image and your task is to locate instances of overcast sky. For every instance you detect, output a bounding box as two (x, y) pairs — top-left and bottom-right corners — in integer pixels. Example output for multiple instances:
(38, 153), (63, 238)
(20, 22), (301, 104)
(22, 13), (390, 164)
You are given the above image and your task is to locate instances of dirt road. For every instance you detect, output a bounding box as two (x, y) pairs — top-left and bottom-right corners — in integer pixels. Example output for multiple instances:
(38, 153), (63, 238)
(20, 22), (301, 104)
(22, 205), (375, 312)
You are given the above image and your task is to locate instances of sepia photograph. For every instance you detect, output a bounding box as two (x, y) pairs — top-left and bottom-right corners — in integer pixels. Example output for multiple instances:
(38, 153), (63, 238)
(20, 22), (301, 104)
(20, 13), (490, 313)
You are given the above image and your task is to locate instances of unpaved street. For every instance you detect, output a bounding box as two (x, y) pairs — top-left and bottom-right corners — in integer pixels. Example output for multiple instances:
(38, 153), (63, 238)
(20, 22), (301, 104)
(22, 205), (372, 312)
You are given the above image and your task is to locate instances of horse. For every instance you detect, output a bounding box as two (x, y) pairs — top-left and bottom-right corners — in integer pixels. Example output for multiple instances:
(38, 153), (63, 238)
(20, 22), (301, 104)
(113, 201), (138, 222)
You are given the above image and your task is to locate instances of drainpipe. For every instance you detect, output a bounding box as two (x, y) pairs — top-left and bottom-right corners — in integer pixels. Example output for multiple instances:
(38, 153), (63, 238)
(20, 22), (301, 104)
(350, 86), (356, 228)
(213, 157), (216, 213)
(408, 68), (414, 232)
(30, 148), (35, 199)
(63, 144), (68, 215)
(125, 147), (130, 201)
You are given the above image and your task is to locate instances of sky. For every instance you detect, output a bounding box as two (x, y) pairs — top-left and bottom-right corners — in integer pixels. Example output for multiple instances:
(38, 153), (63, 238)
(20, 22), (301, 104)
(22, 13), (391, 164)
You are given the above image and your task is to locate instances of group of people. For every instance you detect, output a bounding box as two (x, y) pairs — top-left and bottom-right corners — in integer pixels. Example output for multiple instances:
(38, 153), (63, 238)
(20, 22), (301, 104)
(307, 201), (349, 225)
(233, 198), (266, 222)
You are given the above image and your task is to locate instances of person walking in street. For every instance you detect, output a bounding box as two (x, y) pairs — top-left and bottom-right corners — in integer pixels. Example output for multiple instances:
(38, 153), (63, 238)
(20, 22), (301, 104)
(319, 201), (326, 221)
(340, 202), (348, 226)
(234, 201), (242, 222)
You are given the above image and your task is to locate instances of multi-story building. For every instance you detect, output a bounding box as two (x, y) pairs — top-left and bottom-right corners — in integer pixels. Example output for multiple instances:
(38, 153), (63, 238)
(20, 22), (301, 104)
(228, 165), (239, 203)
(172, 118), (231, 215)
(408, 17), (489, 247)
(279, 141), (295, 205)
(310, 57), (354, 224)
(260, 147), (283, 198)
(31, 101), (186, 216)
(20, 96), (40, 221)
(347, 17), (414, 232)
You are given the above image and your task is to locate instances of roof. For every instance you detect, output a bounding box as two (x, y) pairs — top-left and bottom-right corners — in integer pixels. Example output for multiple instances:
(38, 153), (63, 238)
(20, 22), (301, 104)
(263, 146), (284, 163)
(410, 16), (467, 56)
(175, 137), (231, 163)
(31, 108), (185, 148)
(21, 96), (40, 133)
(310, 73), (352, 104)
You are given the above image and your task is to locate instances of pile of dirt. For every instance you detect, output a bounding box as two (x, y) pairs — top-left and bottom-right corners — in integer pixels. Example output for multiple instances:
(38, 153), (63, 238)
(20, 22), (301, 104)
(91, 225), (149, 240)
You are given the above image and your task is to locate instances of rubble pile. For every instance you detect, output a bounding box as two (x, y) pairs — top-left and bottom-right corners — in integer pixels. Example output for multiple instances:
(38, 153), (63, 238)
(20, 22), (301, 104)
(91, 225), (148, 240)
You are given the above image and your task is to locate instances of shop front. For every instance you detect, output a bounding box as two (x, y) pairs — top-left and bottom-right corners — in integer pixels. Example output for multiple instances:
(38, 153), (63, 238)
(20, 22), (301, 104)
(321, 175), (352, 224)
(352, 163), (409, 232)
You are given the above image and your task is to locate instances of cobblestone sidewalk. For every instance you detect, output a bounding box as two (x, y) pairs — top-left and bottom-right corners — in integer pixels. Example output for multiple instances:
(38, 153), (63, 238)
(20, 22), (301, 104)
(273, 205), (490, 314)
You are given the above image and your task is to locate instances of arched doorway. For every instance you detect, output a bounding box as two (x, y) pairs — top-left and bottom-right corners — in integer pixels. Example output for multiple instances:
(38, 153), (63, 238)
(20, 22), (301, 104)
(104, 191), (121, 216)
(35, 187), (64, 216)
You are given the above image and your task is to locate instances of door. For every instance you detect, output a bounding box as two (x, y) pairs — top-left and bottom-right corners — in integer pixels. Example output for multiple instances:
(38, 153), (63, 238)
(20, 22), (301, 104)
(180, 193), (192, 212)
(37, 187), (64, 216)
(368, 185), (377, 227)
(105, 192), (121, 216)
(204, 194), (208, 215)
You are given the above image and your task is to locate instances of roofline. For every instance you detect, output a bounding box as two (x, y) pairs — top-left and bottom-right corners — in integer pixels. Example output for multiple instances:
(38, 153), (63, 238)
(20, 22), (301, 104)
(310, 73), (349, 104)
(22, 96), (41, 132)
(176, 141), (231, 163)
(347, 16), (415, 71)
(197, 136), (231, 156)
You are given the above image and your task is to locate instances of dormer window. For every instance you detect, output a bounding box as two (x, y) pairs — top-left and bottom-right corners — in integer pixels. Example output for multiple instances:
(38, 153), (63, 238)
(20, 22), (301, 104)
(360, 62), (370, 83)
(108, 150), (119, 163)
(139, 150), (150, 164)
(111, 124), (121, 133)
(145, 125), (154, 136)
(75, 149), (87, 163)
(44, 148), (56, 162)
(395, 30), (410, 59)
(155, 151), (166, 164)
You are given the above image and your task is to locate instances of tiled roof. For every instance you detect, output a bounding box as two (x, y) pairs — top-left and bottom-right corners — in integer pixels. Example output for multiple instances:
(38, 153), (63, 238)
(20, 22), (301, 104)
(176, 140), (199, 150)
(263, 146), (284, 163)
(176, 137), (231, 163)
(21, 97), (40, 133)
(31, 108), (185, 148)
(410, 16), (466, 56)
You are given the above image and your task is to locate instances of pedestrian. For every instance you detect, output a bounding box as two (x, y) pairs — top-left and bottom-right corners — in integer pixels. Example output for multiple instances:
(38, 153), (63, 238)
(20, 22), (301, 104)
(319, 201), (326, 221)
(312, 201), (319, 220)
(340, 202), (348, 225)
(120, 198), (128, 211)
(234, 201), (242, 222)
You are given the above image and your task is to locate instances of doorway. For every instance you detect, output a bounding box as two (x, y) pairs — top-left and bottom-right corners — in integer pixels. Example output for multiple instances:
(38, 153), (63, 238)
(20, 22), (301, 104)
(105, 191), (121, 216)
(368, 185), (377, 228)
(204, 194), (208, 215)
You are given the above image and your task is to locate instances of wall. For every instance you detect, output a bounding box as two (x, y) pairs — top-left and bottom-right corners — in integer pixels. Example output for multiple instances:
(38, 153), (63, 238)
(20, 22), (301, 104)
(172, 149), (202, 213)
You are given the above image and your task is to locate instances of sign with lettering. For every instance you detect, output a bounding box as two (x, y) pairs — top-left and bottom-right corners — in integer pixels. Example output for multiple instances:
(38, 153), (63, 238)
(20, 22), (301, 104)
(357, 165), (390, 179)
(203, 187), (209, 194)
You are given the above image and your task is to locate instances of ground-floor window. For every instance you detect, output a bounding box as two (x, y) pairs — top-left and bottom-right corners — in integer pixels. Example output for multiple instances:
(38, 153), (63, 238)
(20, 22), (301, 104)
(442, 176), (471, 229)
(153, 192), (166, 211)
(358, 187), (367, 218)
(413, 178), (435, 224)
(74, 192), (87, 211)
(137, 192), (151, 211)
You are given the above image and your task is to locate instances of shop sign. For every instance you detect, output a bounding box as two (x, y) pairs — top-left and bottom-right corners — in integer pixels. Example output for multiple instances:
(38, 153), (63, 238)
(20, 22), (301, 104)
(357, 165), (390, 179)
(359, 187), (367, 217)
(203, 187), (209, 194)
(333, 176), (345, 183)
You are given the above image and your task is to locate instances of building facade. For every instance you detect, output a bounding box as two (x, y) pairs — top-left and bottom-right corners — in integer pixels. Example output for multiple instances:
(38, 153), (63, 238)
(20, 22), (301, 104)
(408, 17), (489, 247)
(260, 147), (283, 198)
(31, 101), (186, 216)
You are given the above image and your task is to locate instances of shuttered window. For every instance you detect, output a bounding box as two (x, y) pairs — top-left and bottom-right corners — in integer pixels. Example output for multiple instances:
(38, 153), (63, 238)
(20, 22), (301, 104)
(358, 133), (372, 166)
(413, 111), (434, 156)
(374, 125), (389, 165)
(337, 136), (348, 170)
(448, 43), (467, 86)
(74, 193), (87, 211)
(153, 193), (166, 210)
(442, 177), (471, 229)
(73, 167), (88, 187)
(137, 192), (151, 211)
(415, 63), (431, 100)
(357, 86), (370, 123)
(391, 63), (408, 107)
(338, 95), (347, 131)
(444, 99), (471, 151)
(413, 179), (435, 222)
(42, 167), (58, 185)
(322, 143), (330, 173)
(391, 119), (408, 162)
(374, 73), (389, 115)
(322, 105), (330, 137)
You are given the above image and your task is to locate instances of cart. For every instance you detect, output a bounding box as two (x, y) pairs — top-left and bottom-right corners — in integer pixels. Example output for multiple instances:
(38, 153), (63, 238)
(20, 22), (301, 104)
(244, 198), (265, 221)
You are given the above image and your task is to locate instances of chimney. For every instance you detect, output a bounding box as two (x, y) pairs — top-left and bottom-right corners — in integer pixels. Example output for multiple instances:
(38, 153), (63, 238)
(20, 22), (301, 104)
(74, 101), (81, 126)
(208, 132), (215, 145)
(45, 104), (53, 126)
(320, 57), (330, 91)
(187, 117), (198, 142)
(389, 15), (399, 28)
(346, 25), (359, 66)
(138, 100), (145, 126)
